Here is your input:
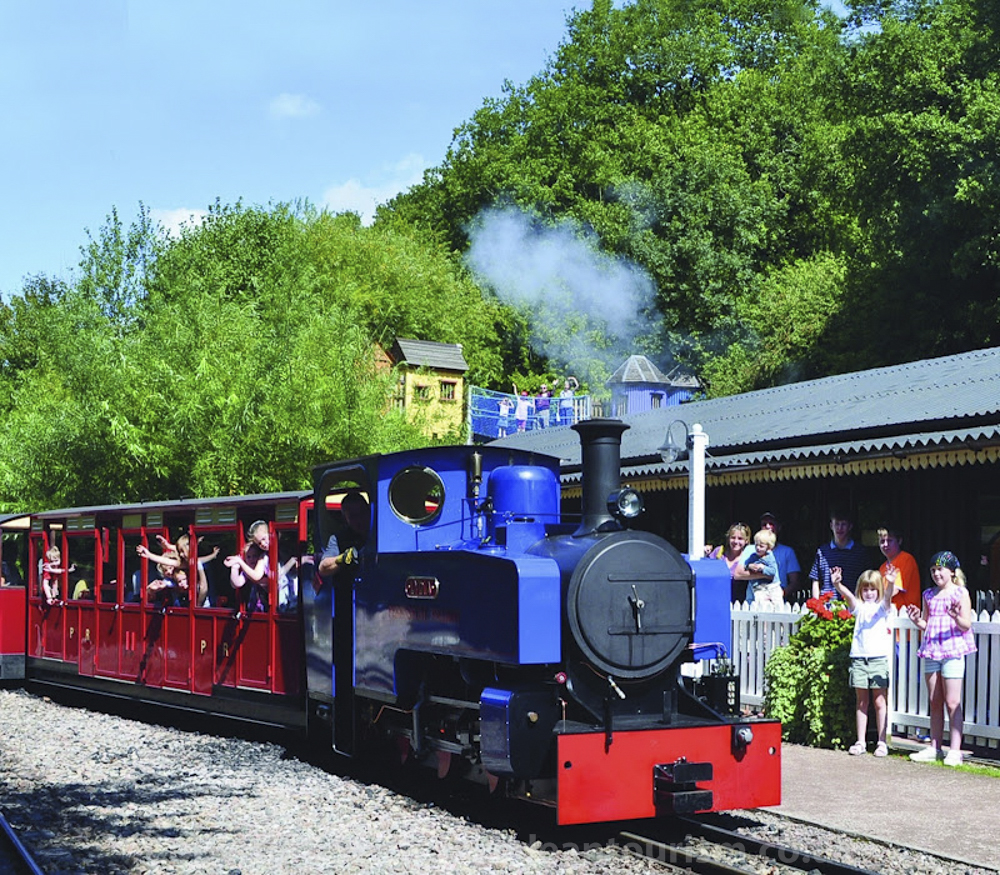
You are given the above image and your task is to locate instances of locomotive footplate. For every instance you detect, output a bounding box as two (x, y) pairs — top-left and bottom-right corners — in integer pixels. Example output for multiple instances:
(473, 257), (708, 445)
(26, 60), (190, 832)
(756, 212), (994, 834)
(653, 761), (713, 814)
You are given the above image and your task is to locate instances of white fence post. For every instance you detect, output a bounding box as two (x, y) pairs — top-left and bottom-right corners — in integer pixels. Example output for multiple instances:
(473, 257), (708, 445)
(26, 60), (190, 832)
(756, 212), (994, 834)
(730, 601), (804, 711)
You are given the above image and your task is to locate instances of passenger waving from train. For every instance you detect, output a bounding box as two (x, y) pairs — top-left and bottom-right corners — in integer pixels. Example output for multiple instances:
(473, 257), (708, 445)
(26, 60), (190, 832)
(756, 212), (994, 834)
(224, 520), (271, 612)
(138, 534), (219, 607)
(41, 546), (74, 605)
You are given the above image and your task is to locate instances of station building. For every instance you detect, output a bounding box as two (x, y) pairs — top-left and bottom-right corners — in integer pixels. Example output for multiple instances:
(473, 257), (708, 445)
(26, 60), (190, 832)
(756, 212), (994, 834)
(492, 345), (1000, 598)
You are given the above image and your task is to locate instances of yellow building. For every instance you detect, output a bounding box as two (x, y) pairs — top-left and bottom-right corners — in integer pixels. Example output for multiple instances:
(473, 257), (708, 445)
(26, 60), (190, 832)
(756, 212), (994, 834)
(385, 338), (469, 441)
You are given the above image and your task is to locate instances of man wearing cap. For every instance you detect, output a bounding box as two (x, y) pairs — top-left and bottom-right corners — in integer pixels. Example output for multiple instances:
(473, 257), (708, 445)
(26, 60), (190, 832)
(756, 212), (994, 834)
(760, 512), (801, 601)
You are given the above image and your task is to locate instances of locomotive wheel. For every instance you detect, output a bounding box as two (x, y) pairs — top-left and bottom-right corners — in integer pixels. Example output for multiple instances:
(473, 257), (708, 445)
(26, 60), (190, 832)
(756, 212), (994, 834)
(436, 750), (452, 779)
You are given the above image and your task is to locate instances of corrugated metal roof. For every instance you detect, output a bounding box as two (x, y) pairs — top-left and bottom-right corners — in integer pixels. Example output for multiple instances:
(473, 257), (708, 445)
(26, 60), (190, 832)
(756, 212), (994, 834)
(491, 345), (1000, 479)
(393, 338), (469, 372)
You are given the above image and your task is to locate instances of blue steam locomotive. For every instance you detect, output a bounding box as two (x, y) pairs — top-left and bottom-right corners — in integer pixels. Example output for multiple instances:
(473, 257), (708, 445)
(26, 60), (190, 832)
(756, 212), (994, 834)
(309, 419), (780, 823)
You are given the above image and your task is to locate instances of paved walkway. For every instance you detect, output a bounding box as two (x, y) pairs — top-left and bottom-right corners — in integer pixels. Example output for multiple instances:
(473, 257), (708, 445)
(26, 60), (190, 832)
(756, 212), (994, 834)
(775, 743), (1000, 870)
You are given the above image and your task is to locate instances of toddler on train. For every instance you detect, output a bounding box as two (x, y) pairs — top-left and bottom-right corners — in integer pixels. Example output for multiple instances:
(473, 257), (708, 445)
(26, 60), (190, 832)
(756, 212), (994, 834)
(41, 546), (75, 606)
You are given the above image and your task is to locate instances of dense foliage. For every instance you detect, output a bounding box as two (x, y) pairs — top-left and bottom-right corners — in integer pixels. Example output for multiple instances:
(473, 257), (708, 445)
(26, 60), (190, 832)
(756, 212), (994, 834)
(385, 0), (1000, 392)
(2, 0), (999, 506)
(0, 204), (503, 509)
(763, 594), (855, 748)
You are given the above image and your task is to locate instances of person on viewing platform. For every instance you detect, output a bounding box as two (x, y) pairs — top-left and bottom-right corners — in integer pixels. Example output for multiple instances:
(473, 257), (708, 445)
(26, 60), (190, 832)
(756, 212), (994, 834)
(833, 567), (893, 757)
(559, 376), (579, 426)
(512, 384), (532, 432)
(877, 526), (921, 612)
(497, 395), (513, 437)
(907, 551), (976, 767)
(809, 511), (871, 600)
(535, 384), (552, 428)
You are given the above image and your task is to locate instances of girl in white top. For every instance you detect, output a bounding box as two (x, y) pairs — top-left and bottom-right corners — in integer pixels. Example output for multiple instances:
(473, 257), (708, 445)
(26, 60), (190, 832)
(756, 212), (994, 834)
(833, 567), (894, 756)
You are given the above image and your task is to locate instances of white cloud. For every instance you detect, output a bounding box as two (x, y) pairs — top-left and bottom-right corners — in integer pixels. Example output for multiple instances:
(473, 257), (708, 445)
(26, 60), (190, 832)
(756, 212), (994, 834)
(150, 207), (208, 238)
(320, 153), (427, 223)
(268, 92), (321, 119)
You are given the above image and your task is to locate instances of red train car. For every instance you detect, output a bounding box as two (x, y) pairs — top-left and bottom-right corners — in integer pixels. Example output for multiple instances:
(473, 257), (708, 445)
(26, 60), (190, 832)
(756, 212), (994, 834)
(0, 514), (29, 680)
(20, 492), (312, 727)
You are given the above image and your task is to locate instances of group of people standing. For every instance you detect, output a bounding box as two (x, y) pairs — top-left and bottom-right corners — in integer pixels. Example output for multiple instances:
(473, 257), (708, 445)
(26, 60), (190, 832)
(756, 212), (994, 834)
(499, 378), (579, 435)
(708, 511), (977, 765)
(705, 511), (801, 606)
(834, 545), (975, 767)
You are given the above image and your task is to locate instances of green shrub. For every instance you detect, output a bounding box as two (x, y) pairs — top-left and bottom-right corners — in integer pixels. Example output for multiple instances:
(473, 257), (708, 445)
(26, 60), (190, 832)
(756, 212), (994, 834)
(763, 594), (855, 749)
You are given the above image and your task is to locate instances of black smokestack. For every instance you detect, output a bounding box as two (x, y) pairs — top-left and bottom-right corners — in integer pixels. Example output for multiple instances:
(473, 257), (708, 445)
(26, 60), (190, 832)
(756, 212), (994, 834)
(572, 418), (629, 537)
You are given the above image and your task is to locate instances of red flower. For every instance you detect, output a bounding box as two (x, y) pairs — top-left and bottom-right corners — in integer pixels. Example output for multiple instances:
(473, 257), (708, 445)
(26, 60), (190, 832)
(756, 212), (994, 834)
(820, 592), (835, 602)
(818, 607), (834, 620)
(805, 598), (822, 612)
(837, 609), (852, 621)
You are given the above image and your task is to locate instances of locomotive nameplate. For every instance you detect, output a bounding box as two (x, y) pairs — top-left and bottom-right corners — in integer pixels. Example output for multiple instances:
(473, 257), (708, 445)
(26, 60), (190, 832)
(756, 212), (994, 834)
(404, 576), (440, 599)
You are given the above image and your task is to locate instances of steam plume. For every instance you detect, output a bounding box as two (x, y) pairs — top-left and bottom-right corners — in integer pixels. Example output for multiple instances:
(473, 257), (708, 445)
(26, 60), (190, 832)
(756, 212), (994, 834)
(464, 206), (659, 384)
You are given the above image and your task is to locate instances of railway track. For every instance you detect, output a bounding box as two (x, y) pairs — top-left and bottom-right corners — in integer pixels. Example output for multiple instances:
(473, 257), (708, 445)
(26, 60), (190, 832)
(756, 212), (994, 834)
(619, 816), (885, 875)
(0, 810), (44, 875)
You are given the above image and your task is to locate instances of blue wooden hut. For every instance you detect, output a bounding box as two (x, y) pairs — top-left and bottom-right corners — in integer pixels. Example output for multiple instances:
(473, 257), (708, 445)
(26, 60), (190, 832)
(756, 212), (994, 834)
(605, 355), (699, 416)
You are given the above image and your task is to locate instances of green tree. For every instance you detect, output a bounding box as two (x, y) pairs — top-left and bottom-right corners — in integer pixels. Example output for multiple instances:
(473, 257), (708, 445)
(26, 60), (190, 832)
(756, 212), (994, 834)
(385, 0), (853, 386)
(821, 0), (1000, 371)
(0, 201), (508, 509)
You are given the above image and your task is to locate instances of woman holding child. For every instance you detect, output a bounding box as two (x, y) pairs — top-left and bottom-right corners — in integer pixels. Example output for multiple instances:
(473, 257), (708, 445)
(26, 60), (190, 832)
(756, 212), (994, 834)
(706, 523), (752, 601)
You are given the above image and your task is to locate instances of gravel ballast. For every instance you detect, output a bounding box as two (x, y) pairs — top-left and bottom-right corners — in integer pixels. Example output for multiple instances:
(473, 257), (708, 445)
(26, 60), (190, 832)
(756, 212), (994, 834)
(0, 689), (994, 875)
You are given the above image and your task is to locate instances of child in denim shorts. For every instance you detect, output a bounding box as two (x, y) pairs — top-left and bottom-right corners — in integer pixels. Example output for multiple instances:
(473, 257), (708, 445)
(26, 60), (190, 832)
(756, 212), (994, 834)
(833, 567), (893, 756)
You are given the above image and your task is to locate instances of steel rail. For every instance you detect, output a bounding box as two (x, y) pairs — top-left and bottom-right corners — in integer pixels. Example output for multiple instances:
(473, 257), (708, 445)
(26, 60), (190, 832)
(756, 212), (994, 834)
(619, 816), (884, 875)
(0, 809), (46, 875)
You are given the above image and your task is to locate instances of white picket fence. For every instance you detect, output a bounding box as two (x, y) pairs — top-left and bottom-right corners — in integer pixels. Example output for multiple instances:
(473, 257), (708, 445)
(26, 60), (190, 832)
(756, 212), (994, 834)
(730, 602), (1000, 750)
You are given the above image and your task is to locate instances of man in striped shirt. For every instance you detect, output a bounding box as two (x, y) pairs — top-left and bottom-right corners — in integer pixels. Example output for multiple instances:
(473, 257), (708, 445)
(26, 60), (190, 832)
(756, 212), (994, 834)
(809, 511), (873, 600)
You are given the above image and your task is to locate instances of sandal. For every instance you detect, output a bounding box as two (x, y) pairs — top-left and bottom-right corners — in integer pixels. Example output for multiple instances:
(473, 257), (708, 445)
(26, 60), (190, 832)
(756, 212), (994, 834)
(874, 741), (888, 757)
(848, 741), (866, 756)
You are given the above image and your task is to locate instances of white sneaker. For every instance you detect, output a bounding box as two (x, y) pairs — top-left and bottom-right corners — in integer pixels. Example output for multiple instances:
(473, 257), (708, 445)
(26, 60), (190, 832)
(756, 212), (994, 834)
(909, 746), (944, 762)
(943, 750), (964, 767)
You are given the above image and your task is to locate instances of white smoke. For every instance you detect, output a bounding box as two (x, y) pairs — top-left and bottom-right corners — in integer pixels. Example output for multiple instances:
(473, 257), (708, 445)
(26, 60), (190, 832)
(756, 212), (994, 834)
(464, 206), (659, 383)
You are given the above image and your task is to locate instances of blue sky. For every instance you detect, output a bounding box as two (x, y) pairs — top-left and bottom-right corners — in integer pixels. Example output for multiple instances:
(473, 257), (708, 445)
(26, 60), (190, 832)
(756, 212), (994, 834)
(1, 1), (849, 299)
(0, 1), (578, 296)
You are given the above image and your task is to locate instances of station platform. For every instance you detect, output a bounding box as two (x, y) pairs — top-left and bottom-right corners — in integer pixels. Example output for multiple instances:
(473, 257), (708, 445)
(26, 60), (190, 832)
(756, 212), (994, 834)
(772, 742), (1000, 870)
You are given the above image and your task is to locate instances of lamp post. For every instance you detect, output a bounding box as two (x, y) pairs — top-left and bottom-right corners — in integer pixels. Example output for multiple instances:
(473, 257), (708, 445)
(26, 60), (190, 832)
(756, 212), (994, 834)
(657, 420), (709, 559)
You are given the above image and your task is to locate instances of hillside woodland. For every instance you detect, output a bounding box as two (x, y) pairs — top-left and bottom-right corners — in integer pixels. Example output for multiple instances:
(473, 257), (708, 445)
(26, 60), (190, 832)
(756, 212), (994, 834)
(1, 0), (997, 508)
